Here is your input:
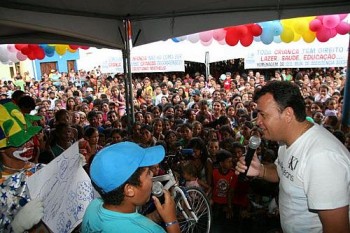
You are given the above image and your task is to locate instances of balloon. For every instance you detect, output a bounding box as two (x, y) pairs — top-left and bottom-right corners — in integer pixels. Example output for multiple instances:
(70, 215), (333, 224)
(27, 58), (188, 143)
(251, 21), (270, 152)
(323, 15), (340, 29)
(254, 36), (261, 42)
(67, 47), (77, 53)
(336, 21), (350, 35)
(200, 38), (213, 46)
(240, 34), (253, 47)
(293, 33), (301, 42)
(199, 30), (213, 42)
(16, 51), (27, 61)
(280, 26), (294, 43)
(302, 32), (316, 43)
(309, 19), (322, 32)
(339, 14), (348, 20)
(217, 39), (226, 45)
(260, 31), (274, 45)
(272, 21), (283, 36)
(34, 47), (45, 60)
(236, 25), (248, 37)
(273, 36), (281, 43)
(294, 20), (308, 35)
(7, 44), (17, 53)
(213, 29), (226, 41)
(21, 45), (30, 55)
(27, 51), (36, 60)
(69, 45), (80, 50)
(28, 44), (38, 50)
(0, 46), (9, 63)
(249, 24), (262, 36)
(329, 28), (337, 38)
(15, 44), (27, 51)
(55, 45), (67, 55)
(316, 28), (331, 42)
(80, 46), (89, 50)
(187, 33), (200, 43)
(171, 38), (180, 42)
(225, 28), (239, 46)
(8, 51), (19, 62)
(44, 45), (54, 54)
(46, 49), (55, 57)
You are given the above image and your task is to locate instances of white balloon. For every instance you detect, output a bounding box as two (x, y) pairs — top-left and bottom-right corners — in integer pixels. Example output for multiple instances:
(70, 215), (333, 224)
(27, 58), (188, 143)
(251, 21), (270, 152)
(7, 44), (17, 53)
(188, 33), (200, 43)
(0, 46), (9, 62)
(8, 51), (19, 63)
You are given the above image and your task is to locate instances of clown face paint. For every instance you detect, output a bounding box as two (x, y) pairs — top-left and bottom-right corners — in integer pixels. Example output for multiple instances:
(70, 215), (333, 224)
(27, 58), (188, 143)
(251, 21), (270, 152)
(12, 139), (35, 161)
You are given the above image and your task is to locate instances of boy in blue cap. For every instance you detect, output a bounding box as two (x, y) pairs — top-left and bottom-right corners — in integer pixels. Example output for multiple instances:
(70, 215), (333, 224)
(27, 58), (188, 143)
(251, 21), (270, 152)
(82, 142), (180, 233)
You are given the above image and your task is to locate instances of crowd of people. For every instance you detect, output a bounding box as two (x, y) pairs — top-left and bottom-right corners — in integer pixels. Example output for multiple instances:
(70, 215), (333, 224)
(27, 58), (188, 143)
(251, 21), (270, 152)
(1, 66), (350, 232)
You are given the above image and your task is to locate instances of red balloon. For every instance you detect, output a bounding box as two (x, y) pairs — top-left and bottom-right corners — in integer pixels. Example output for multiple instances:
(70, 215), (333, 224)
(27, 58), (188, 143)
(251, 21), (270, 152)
(69, 45), (80, 50)
(27, 51), (36, 60)
(225, 28), (239, 46)
(240, 34), (254, 47)
(15, 44), (27, 51)
(21, 46), (30, 55)
(28, 44), (38, 50)
(249, 24), (263, 36)
(34, 47), (45, 60)
(236, 25), (248, 37)
(80, 46), (89, 50)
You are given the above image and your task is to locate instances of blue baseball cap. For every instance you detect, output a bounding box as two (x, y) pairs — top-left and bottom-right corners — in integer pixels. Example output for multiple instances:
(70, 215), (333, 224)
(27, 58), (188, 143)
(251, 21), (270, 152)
(90, 141), (165, 193)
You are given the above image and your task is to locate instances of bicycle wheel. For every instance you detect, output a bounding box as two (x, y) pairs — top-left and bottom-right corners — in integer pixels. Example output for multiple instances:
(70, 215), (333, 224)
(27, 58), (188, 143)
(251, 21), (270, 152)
(175, 187), (212, 233)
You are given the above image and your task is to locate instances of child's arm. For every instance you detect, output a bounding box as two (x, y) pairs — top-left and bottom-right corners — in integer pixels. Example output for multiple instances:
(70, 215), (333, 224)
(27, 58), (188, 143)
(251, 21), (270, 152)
(197, 179), (212, 196)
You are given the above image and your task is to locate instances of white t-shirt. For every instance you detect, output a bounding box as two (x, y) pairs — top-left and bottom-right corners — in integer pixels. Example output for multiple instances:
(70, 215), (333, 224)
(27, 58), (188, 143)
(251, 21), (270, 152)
(276, 124), (350, 233)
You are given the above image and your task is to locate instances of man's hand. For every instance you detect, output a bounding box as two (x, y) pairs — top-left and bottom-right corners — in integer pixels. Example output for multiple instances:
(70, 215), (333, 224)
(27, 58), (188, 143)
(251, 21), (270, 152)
(152, 189), (177, 223)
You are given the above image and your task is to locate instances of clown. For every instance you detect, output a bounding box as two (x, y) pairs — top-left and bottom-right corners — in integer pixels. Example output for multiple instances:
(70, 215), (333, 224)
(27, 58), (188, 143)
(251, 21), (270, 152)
(0, 99), (48, 232)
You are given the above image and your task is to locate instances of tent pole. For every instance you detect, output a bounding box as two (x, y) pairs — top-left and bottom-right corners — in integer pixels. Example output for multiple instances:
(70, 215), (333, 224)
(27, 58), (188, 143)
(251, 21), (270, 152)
(123, 19), (135, 131)
(341, 36), (350, 132)
(205, 51), (210, 81)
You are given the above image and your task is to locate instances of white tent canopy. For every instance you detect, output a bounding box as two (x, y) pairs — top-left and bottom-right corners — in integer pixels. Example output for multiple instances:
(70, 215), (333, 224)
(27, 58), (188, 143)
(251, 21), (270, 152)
(1, 0), (350, 49)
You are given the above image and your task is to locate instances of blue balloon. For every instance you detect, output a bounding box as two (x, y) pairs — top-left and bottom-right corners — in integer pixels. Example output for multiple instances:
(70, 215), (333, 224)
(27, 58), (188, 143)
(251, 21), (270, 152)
(272, 21), (283, 36)
(273, 36), (282, 43)
(260, 31), (274, 45)
(171, 38), (180, 43)
(44, 45), (55, 55)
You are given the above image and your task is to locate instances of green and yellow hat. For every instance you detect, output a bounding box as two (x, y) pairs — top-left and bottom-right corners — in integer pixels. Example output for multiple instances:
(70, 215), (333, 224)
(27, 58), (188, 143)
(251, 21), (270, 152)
(0, 99), (42, 148)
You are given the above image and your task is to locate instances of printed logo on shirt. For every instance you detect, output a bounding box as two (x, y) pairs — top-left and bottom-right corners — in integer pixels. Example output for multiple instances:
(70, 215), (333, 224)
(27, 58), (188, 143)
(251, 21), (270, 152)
(288, 156), (299, 171)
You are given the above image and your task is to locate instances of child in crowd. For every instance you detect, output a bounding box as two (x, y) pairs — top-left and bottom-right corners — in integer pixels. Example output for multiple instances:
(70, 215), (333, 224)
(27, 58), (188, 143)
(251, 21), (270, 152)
(182, 162), (212, 196)
(211, 149), (237, 221)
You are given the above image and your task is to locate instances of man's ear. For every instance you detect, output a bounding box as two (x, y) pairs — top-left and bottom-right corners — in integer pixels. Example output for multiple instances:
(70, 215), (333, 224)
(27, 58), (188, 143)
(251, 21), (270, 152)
(124, 184), (135, 197)
(283, 106), (294, 123)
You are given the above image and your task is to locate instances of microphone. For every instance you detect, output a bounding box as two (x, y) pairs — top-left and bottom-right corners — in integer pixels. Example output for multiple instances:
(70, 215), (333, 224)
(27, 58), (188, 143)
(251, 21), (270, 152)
(238, 135), (261, 181)
(152, 181), (165, 204)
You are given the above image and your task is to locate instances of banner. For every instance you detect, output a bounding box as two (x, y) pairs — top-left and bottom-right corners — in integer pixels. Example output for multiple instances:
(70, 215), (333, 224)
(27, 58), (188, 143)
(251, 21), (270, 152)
(131, 53), (184, 73)
(244, 34), (349, 69)
(90, 49), (184, 74)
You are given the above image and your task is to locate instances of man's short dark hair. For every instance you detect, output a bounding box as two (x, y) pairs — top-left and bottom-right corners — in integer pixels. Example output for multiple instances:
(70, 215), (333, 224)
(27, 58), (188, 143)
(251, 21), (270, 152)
(94, 167), (145, 205)
(253, 81), (306, 122)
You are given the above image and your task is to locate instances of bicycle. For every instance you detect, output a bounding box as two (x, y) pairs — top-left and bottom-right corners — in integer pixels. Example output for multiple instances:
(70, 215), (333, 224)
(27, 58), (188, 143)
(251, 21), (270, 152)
(151, 163), (212, 233)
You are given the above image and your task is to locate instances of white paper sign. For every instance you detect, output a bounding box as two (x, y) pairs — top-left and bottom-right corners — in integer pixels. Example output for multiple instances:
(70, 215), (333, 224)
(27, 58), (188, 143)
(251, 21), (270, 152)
(27, 142), (96, 233)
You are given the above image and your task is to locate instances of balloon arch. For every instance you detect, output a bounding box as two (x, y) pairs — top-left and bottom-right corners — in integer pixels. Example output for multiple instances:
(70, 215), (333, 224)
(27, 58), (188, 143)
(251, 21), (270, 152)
(0, 44), (89, 64)
(172, 14), (350, 47)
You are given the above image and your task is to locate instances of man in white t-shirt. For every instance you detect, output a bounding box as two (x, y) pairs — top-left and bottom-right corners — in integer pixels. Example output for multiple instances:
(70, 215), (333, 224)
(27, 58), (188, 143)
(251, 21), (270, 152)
(235, 81), (350, 233)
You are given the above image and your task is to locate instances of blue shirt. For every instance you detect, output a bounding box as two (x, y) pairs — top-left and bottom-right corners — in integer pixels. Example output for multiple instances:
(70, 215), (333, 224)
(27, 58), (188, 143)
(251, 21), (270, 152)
(82, 198), (166, 233)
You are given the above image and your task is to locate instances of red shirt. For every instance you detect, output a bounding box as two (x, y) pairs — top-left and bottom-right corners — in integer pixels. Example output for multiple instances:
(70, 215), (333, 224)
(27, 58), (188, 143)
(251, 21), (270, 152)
(212, 168), (237, 204)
